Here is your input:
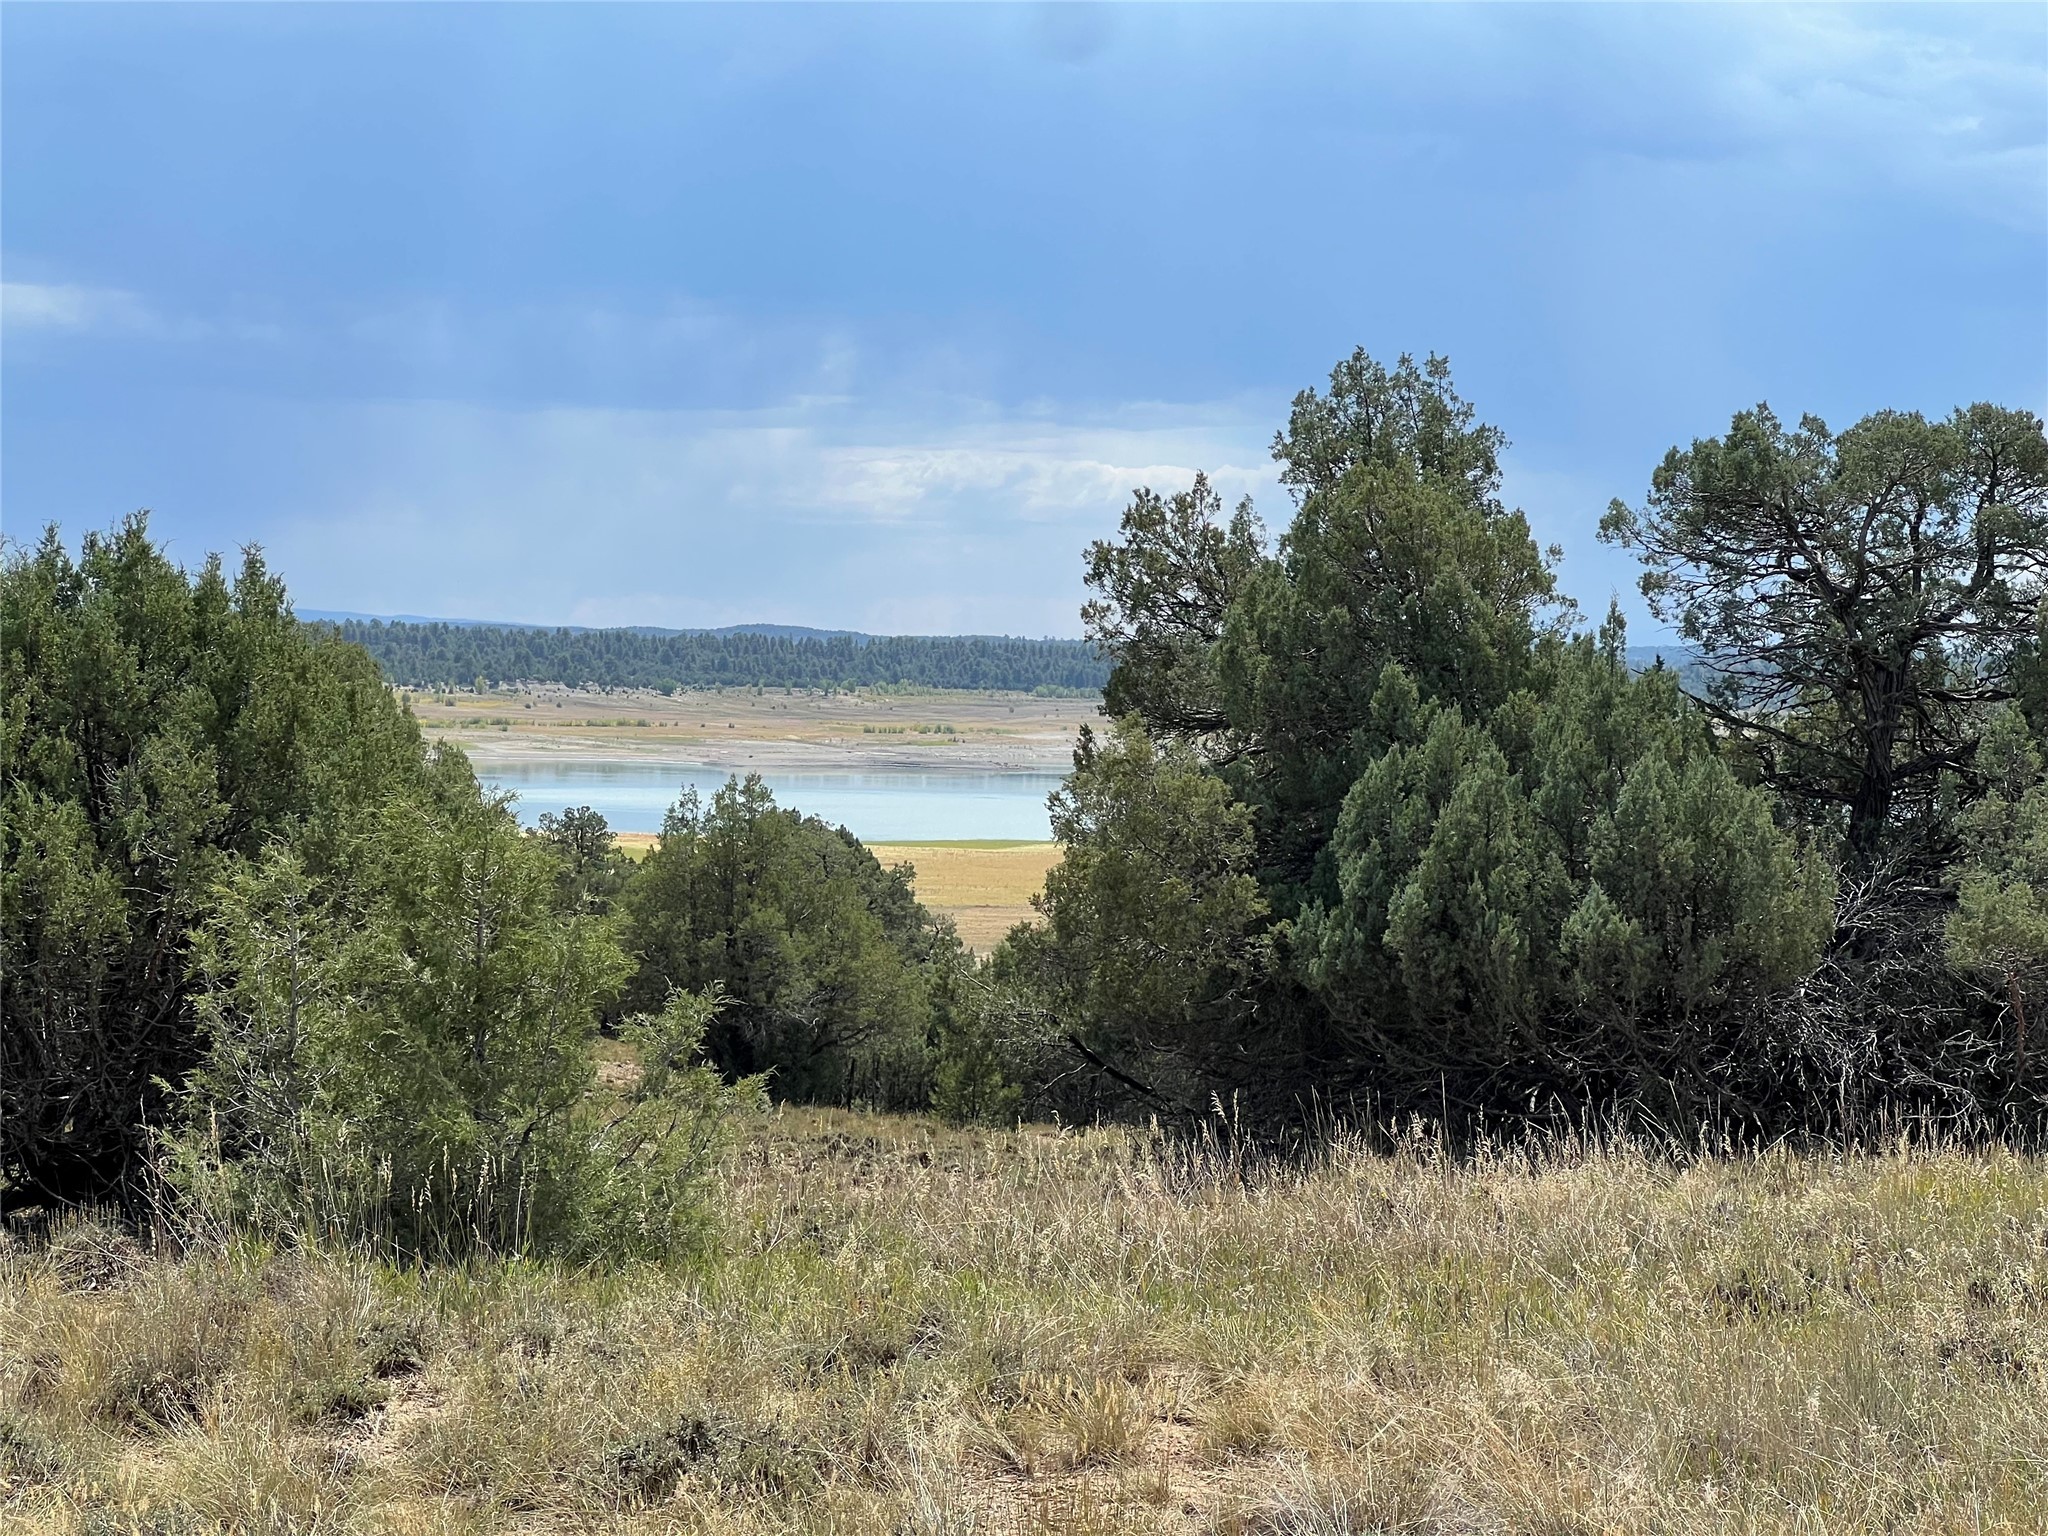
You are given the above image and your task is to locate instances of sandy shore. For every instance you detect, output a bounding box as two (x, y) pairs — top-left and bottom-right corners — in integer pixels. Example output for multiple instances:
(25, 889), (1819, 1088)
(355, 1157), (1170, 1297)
(417, 684), (1094, 774)
(451, 732), (1072, 773)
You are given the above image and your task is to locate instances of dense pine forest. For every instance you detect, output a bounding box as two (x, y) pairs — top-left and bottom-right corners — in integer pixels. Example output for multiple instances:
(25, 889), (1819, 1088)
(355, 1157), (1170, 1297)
(321, 617), (1111, 694)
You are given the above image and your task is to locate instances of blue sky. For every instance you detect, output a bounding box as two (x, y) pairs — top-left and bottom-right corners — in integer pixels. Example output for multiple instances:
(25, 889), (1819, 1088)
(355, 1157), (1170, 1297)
(5, 4), (2044, 638)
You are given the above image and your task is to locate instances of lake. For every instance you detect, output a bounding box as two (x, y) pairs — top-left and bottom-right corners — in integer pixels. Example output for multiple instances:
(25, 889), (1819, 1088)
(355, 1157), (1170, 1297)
(479, 759), (1065, 842)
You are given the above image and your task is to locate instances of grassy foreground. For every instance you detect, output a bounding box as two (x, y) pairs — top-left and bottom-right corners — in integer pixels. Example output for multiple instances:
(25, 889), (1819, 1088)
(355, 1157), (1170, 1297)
(3, 1110), (2046, 1534)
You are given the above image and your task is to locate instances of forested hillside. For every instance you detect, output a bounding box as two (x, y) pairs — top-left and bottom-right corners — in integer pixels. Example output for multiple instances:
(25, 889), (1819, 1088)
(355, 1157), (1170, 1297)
(320, 617), (1110, 694)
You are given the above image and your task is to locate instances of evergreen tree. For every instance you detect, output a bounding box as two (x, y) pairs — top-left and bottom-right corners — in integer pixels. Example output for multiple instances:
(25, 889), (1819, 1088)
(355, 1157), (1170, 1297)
(326, 620), (1112, 694)
(1001, 719), (1268, 1111)
(621, 776), (961, 1106)
(1601, 402), (2048, 868)
(1028, 350), (1842, 1132)
(537, 803), (633, 913)
(2, 516), (429, 1206)
(1946, 708), (2048, 1088)
(168, 780), (746, 1258)
(1297, 634), (1833, 1121)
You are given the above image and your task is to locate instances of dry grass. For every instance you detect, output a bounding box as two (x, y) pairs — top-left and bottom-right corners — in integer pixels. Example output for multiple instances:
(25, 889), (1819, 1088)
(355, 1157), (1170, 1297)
(868, 842), (1061, 951)
(5, 1109), (2047, 1533)
(604, 839), (1061, 948)
(613, 831), (660, 861)
(405, 685), (1095, 768)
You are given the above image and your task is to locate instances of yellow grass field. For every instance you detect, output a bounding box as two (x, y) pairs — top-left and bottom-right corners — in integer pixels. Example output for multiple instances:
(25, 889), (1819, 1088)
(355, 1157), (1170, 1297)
(6, 1111), (2046, 1533)
(868, 842), (1060, 950)
(609, 837), (1060, 951)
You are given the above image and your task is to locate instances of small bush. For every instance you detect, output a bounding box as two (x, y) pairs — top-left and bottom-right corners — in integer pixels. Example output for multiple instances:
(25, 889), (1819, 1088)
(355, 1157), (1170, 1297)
(599, 1413), (720, 1504)
(161, 797), (753, 1262)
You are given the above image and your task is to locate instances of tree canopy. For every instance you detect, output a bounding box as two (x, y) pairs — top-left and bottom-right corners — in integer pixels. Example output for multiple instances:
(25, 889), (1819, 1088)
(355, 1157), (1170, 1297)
(12, 360), (2048, 1226)
(1601, 402), (2048, 868)
(1013, 351), (2047, 1135)
(621, 776), (966, 1107)
(3, 517), (969, 1236)
(2, 517), (432, 1205)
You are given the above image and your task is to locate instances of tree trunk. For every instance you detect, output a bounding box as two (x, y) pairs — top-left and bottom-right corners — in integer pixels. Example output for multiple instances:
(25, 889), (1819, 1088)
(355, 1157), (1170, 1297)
(1847, 663), (1903, 869)
(2009, 969), (2029, 1085)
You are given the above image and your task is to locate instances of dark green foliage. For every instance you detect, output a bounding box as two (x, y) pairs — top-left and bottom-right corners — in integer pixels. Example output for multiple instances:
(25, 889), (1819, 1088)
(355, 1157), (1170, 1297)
(1220, 354), (1568, 910)
(1028, 350), (1859, 1133)
(1082, 476), (1264, 739)
(929, 985), (1024, 1128)
(2, 516), (429, 1207)
(1294, 635), (1833, 1120)
(325, 619), (1111, 694)
(166, 778), (749, 1260)
(1084, 352), (1569, 917)
(537, 804), (633, 913)
(1002, 719), (1268, 1111)
(621, 776), (963, 1107)
(1602, 402), (2048, 869)
(6, 516), (752, 1252)
(1945, 708), (2048, 1085)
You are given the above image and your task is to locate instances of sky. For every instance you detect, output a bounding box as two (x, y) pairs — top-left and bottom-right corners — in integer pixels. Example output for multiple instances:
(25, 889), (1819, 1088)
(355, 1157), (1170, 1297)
(5, 4), (2044, 639)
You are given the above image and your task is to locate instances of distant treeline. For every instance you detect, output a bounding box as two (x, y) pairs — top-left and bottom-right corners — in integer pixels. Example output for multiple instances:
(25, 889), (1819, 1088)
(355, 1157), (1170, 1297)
(318, 619), (1111, 694)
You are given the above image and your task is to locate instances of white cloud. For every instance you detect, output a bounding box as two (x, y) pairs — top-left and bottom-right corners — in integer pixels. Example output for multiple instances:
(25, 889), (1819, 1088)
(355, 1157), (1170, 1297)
(1588, 6), (2048, 229)
(815, 425), (1272, 526)
(1, 281), (159, 334)
(0, 279), (285, 343)
(327, 294), (867, 409)
(1733, 8), (2045, 217)
(248, 392), (1279, 634)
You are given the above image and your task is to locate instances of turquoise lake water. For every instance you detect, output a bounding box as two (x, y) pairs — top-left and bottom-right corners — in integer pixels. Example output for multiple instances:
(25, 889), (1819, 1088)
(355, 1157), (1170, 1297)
(478, 759), (1064, 842)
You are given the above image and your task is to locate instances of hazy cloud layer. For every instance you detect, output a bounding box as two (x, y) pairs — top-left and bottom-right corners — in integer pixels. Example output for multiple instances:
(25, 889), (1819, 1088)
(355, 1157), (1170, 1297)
(5, 4), (2041, 636)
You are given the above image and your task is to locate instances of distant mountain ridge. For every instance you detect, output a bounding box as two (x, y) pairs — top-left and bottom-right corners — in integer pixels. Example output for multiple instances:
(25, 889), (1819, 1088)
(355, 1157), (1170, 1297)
(1622, 644), (1701, 670)
(1623, 644), (1710, 692)
(297, 610), (1061, 644)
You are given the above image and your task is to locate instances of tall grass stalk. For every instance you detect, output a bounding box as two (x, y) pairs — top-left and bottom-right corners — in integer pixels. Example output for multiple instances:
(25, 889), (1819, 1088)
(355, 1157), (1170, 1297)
(5, 1107), (2045, 1533)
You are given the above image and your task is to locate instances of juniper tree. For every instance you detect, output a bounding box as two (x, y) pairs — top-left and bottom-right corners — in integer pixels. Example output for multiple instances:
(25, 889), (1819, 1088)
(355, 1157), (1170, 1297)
(1, 516), (428, 1206)
(621, 776), (960, 1106)
(1033, 350), (1838, 1129)
(1601, 402), (2048, 868)
(1945, 708), (2048, 1085)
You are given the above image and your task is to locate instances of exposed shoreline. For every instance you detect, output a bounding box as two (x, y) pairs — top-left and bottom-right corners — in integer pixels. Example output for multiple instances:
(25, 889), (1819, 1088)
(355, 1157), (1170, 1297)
(416, 682), (1096, 775)
(446, 731), (1075, 774)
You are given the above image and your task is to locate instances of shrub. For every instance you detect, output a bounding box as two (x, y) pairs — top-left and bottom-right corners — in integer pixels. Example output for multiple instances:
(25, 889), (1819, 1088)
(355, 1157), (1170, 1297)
(622, 776), (961, 1107)
(930, 982), (1025, 1128)
(1, 516), (430, 1206)
(162, 783), (753, 1260)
